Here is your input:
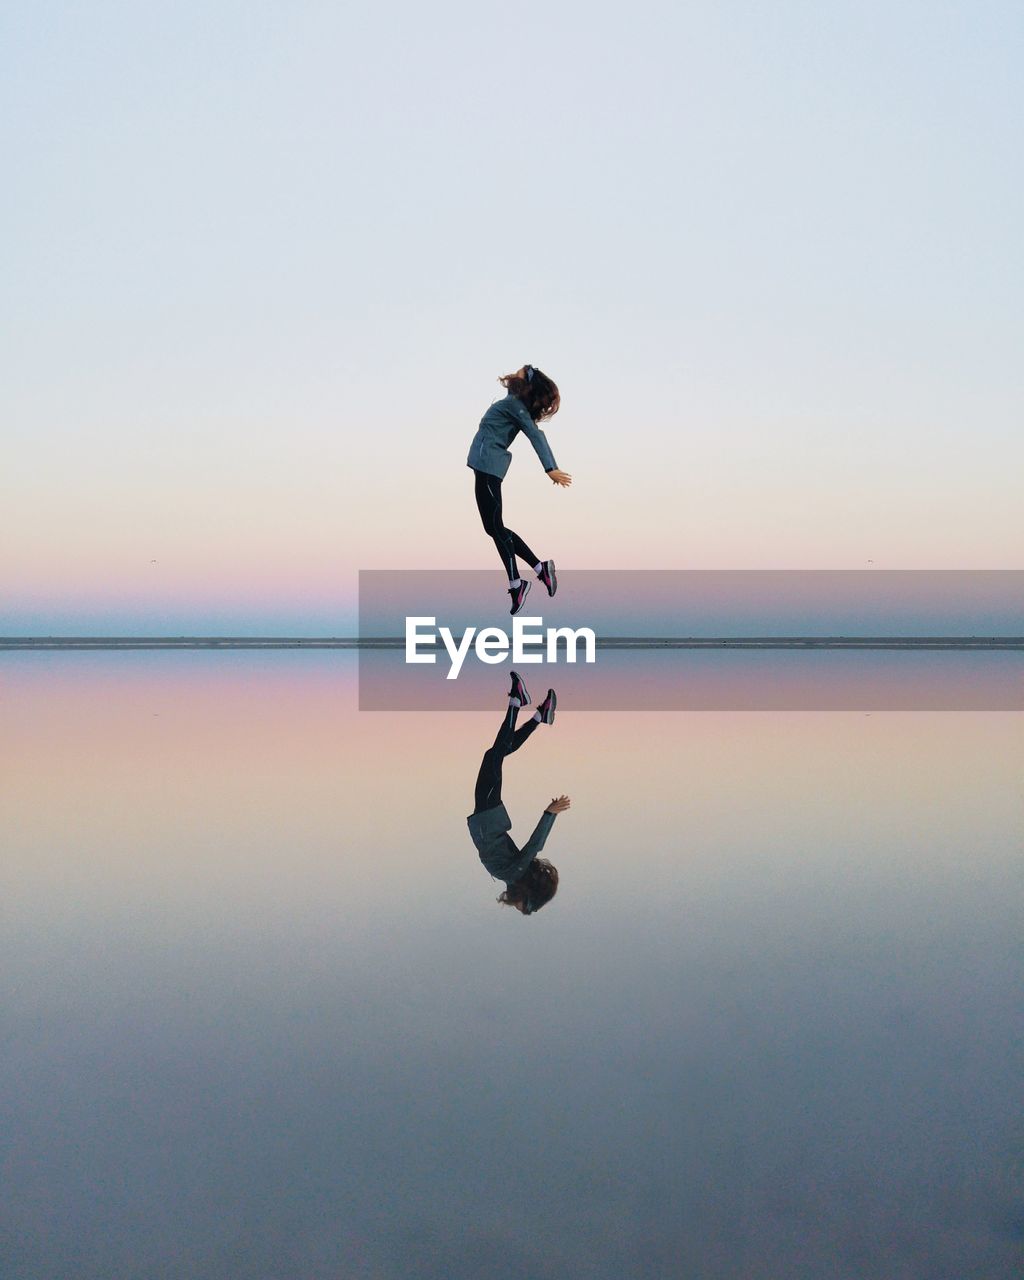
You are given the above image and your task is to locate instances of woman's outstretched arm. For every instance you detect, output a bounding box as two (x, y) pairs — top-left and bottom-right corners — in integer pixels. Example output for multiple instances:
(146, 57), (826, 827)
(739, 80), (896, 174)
(520, 801), (567, 860)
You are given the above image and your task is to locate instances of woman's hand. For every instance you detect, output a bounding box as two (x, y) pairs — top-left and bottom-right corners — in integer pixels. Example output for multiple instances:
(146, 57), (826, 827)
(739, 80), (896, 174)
(545, 795), (572, 814)
(547, 469), (572, 487)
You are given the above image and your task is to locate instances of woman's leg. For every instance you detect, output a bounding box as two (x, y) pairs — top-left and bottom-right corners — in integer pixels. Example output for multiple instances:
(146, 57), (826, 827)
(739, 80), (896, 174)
(473, 471), (541, 582)
(472, 702), (539, 813)
(505, 714), (539, 755)
(509, 529), (542, 569)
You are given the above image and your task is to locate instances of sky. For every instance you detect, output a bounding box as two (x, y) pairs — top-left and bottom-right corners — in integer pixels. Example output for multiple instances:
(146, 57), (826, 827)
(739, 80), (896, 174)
(2, 0), (1021, 635)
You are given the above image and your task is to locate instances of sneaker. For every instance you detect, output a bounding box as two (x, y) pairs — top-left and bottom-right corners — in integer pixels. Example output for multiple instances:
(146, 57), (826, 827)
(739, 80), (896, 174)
(508, 580), (532, 616)
(536, 688), (557, 725)
(509, 670), (531, 706)
(537, 560), (557, 597)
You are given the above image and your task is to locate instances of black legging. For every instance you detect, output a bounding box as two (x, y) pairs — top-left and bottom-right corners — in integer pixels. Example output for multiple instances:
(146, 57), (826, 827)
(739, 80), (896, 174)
(472, 703), (538, 813)
(473, 469), (540, 582)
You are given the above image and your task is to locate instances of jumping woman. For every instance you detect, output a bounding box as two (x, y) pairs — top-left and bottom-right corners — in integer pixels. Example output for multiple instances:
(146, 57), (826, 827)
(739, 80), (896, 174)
(467, 671), (570, 916)
(467, 364), (573, 615)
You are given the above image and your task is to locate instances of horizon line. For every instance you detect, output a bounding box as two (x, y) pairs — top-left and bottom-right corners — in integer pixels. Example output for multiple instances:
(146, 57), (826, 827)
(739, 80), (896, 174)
(2, 636), (1022, 651)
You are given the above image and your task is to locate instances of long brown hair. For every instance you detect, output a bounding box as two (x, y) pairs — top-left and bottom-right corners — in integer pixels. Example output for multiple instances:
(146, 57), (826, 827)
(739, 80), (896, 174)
(498, 858), (559, 915)
(499, 366), (560, 424)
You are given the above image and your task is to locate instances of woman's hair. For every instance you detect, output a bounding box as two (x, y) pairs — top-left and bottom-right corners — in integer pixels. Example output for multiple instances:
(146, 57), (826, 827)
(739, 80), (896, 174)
(498, 858), (559, 915)
(499, 366), (560, 423)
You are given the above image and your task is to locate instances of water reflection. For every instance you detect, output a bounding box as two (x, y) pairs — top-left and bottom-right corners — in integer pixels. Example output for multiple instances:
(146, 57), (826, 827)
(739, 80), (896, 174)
(3, 653), (1021, 1278)
(467, 672), (568, 914)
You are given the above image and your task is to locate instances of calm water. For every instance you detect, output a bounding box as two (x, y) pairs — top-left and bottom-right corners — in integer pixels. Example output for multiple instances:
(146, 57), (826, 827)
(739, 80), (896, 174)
(2, 653), (1021, 1279)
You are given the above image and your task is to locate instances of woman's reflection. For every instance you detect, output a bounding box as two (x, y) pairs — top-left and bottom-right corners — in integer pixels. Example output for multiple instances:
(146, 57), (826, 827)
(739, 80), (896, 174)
(466, 671), (570, 915)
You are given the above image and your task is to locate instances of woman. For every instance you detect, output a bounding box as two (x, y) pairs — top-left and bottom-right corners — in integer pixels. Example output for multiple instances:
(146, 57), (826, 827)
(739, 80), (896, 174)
(466, 671), (570, 915)
(467, 364), (573, 615)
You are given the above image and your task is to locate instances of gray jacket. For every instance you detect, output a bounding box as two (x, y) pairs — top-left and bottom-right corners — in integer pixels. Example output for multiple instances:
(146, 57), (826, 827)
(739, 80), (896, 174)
(466, 393), (558, 479)
(467, 804), (557, 884)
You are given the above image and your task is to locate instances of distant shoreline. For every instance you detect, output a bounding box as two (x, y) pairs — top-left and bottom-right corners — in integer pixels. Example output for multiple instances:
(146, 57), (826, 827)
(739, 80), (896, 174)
(2, 637), (1021, 651)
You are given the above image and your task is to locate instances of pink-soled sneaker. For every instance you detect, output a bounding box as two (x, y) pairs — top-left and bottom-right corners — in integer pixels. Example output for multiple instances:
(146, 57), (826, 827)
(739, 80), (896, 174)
(508, 580), (532, 616)
(509, 670), (532, 705)
(536, 560), (557, 597)
(536, 688), (557, 725)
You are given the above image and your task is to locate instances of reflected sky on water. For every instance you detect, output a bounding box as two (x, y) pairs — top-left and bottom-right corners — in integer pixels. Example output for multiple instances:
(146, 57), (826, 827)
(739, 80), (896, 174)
(2, 653), (1021, 1279)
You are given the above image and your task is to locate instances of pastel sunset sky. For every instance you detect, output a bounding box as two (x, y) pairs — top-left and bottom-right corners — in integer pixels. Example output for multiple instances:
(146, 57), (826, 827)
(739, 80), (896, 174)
(2, 1), (1020, 635)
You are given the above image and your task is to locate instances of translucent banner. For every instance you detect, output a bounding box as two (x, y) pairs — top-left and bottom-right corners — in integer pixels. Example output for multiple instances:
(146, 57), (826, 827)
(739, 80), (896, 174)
(358, 571), (1023, 710)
